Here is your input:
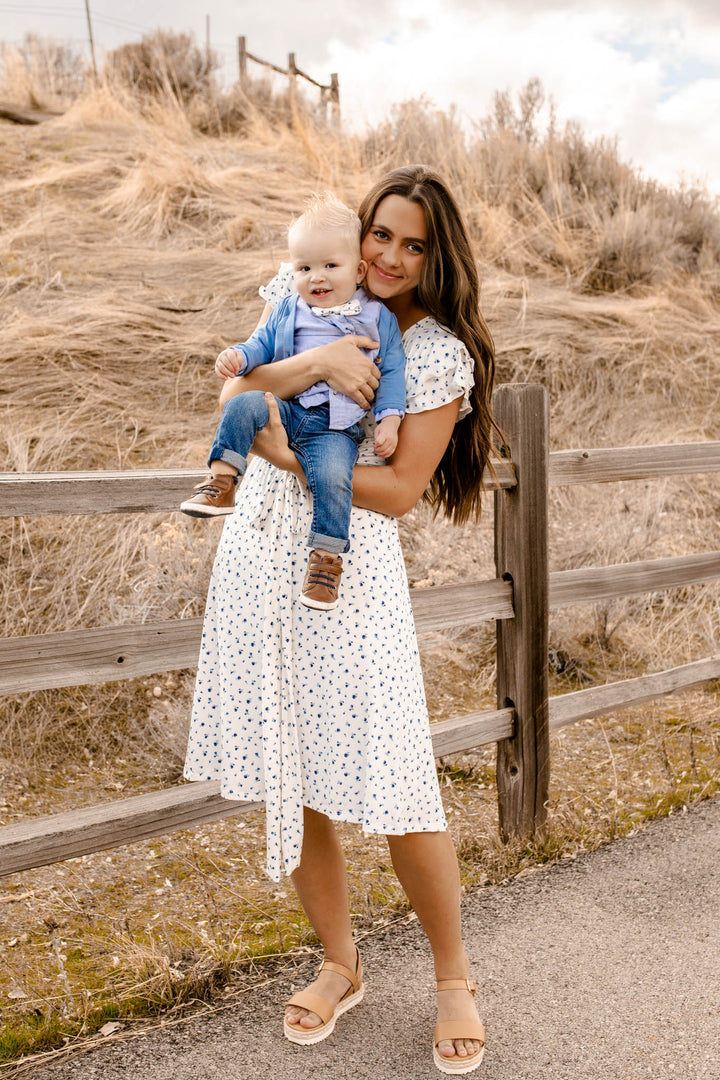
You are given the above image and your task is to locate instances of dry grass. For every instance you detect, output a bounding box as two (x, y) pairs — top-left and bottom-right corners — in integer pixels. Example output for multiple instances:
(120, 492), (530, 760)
(1, 47), (720, 1064)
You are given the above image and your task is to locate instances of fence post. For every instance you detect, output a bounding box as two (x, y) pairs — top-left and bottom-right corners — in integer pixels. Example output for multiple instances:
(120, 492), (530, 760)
(288, 52), (297, 118)
(330, 73), (340, 128)
(493, 383), (550, 838)
(237, 36), (247, 87)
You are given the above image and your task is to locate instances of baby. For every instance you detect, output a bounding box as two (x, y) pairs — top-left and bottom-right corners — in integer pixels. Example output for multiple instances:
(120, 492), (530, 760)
(180, 192), (406, 611)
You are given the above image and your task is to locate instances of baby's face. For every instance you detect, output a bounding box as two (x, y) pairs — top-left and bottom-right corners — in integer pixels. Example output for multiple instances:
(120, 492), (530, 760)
(289, 226), (366, 308)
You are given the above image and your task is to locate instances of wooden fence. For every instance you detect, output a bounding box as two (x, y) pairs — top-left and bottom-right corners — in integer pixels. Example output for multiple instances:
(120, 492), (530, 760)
(237, 36), (340, 127)
(1, 383), (720, 878)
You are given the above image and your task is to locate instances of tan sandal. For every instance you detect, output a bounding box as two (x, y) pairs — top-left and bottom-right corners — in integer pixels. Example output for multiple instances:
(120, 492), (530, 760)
(284, 949), (364, 1046)
(433, 978), (486, 1075)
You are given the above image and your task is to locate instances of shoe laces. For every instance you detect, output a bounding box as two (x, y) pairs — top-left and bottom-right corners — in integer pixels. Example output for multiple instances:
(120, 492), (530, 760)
(194, 481), (222, 496)
(307, 570), (338, 587)
(307, 555), (341, 587)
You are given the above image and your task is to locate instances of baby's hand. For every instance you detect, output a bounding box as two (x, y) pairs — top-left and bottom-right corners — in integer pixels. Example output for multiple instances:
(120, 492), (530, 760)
(374, 415), (402, 459)
(215, 347), (243, 380)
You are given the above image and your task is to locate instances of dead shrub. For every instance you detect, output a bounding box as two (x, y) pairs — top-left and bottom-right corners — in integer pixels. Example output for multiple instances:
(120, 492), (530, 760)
(104, 30), (219, 105)
(0, 34), (88, 108)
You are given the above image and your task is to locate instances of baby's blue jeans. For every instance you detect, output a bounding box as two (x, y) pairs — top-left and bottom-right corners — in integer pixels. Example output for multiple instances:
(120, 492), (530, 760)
(209, 391), (364, 554)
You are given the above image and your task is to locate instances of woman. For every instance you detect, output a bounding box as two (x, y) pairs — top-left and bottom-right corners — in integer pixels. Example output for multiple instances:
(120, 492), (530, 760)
(184, 166), (495, 1074)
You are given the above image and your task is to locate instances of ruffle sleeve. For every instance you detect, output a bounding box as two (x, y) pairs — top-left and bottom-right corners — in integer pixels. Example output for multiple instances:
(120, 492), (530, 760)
(402, 318), (475, 421)
(259, 262), (295, 306)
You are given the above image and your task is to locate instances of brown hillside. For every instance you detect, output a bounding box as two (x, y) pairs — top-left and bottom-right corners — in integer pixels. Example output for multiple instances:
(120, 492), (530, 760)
(0, 70), (719, 1062)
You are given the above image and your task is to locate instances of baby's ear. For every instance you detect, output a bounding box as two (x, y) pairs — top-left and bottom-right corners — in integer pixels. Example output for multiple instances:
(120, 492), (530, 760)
(357, 258), (368, 283)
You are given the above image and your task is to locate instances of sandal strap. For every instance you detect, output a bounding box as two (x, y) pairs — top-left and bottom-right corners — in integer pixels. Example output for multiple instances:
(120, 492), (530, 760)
(434, 1020), (486, 1047)
(285, 949), (362, 1025)
(285, 990), (335, 1027)
(320, 951), (362, 992)
(436, 978), (477, 993)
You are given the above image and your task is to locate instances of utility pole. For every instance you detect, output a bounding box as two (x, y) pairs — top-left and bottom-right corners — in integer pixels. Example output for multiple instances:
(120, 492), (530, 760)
(84, 0), (98, 82)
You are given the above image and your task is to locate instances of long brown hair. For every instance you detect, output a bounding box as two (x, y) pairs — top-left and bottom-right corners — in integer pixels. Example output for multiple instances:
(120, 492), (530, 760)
(358, 165), (496, 525)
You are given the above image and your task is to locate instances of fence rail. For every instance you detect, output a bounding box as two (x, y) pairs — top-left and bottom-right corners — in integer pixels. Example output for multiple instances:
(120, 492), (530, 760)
(549, 442), (720, 485)
(4, 651), (719, 879)
(0, 460), (516, 517)
(1, 385), (719, 877)
(4, 437), (720, 517)
(237, 36), (339, 126)
(3, 552), (718, 698)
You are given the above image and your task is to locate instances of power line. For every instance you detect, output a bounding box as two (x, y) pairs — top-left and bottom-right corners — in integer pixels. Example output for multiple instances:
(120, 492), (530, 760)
(1, 3), (155, 34)
(91, 13), (154, 34)
(1, 7), (88, 16)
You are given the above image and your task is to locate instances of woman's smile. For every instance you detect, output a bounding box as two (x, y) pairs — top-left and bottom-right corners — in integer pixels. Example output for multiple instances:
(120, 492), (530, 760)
(370, 263), (402, 283)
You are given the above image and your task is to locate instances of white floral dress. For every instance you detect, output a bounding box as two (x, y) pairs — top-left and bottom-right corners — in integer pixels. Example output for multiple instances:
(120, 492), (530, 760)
(184, 265), (475, 881)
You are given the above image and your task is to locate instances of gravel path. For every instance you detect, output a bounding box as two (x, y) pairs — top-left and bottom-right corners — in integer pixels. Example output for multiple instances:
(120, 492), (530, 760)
(26, 797), (720, 1080)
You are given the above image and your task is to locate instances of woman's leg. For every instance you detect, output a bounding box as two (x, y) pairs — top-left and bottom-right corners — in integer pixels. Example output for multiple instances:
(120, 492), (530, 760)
(285, 806), (359, 1030)
(386, 830), (483, 1061)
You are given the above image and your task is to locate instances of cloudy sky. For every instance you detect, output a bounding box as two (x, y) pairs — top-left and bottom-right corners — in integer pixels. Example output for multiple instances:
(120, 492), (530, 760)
(3, 0), (719, 192)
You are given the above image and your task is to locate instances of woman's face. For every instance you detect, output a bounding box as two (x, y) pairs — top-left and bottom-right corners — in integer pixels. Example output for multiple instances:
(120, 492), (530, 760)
(361, 194), (427, 301)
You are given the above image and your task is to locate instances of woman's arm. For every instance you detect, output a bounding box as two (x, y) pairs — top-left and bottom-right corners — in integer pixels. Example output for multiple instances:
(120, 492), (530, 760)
(219, 335), (382, 409)
(352, 399), (460, 517)
(251, 395), (460, 517)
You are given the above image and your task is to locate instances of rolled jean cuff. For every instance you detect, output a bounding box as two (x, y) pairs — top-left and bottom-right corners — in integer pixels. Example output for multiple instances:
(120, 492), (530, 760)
(208, 446), (247, 473)
(307, 531), (349, 554)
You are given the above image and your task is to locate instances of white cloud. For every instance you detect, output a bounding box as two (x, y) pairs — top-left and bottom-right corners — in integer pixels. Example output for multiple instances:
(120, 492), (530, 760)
(321, 2), (718, 191)
(646, 78), (720, 187)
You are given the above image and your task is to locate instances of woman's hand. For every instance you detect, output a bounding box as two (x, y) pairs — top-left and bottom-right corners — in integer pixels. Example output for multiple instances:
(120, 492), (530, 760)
(249, 394), (304, 479)
(218, 337), (380, 409)
(317, 336), (382, 409)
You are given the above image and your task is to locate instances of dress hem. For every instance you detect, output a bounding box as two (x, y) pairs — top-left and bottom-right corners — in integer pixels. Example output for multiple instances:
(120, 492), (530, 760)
(181, 773), (447, 838)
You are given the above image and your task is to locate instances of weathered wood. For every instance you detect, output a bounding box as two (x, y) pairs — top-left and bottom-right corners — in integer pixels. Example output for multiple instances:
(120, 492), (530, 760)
(412, 578), (514, 632)
(0, 469), (206, 517)
(5, 641), (718, 876)
(0, 619), (204, 696)
(292, 63), (325, 91)
(238, 42), (331, 91)
(0, 461), (515, 517)
(549, 551), (720, 608)
(288, 52), (298, 112)
(4, 643), (720, 877)
(486, 458), (517, 490)
(549, 442), (720, 486)
(430, 707), (514, 756)
(0, 579), (514, 697)
(0, 782), (262, 878)
(549, 656), (720, 731)
(329, 73), (340, 127)
(494, 383), (550, 838)
(244, 49), (289, 78)
(237, 36), (247, 83)
(5, 442), (717, 517)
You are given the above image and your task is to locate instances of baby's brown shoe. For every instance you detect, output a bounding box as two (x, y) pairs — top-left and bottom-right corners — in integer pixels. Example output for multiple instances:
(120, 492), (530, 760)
(180, 473), (237, 517)
(300, 551), (343, 610)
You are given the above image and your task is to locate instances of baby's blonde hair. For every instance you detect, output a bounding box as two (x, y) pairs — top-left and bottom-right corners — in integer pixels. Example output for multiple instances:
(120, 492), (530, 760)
(287, 191), (361, 251)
